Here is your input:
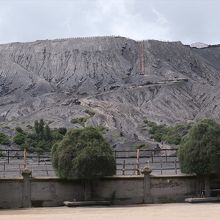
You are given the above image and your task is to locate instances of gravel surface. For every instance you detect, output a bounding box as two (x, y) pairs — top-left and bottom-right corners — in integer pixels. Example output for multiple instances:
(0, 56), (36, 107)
(0, 203), (219, 220)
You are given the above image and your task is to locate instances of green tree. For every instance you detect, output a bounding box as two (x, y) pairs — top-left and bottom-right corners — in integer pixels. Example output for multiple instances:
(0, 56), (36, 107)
(146, 120), (191, 145)
(44, 124), (52, 141)
(15, 127), (24, 133)
(178, 119), (220, 196)
(12, 120), (66, 152)
(39, 119), (45, 138)
(58, 127), (67, 136)
(13, 132), (26, 145)
(34, 120), (40, 135)
(0, 132), (10, 145)
(52, 127), (116, 179)
(13, 127), (26, 145)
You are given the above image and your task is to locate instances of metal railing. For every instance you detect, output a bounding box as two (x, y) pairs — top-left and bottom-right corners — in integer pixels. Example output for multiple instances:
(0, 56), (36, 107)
(0, 149), (51, 164)
(0, 148), (180, 177)
(113, 148), (180, 175)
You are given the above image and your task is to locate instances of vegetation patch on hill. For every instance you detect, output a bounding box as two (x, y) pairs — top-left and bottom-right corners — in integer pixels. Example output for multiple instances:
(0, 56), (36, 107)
(144, 120), (192, 145)
(13, 119), (67, 152)
(0, 132), (10, 145)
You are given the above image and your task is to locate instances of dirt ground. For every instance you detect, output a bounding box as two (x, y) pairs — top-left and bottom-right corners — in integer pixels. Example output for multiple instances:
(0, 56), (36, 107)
(0, 203), (219, 220)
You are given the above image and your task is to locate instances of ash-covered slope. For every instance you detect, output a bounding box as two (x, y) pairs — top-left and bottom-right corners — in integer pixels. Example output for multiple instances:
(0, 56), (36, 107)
(0, 36), (220, 146)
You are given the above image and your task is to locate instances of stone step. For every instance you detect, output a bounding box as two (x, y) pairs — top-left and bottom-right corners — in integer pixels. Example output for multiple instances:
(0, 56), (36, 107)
(64, 200), (111, 207)
(185, 197), (220, 203)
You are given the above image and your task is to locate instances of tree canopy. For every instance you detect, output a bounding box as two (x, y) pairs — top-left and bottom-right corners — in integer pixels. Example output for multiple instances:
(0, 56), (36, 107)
(13, 120), (66, 152)
(178, 119), (220, 175)
(0, 132), (10, 145)
(52, 127), (116, 179)
(145, 120), (191, 145)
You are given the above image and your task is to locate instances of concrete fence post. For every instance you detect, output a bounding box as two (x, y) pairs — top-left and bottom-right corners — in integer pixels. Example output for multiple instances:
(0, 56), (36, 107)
(141, 166), (152, 203)
(204, 176), (210, 197)
(84, 180), (92, 201)
(22, 168), (32, 208)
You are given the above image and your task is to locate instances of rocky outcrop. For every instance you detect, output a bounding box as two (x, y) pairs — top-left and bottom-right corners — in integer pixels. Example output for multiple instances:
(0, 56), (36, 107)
(0, 36), (220, 147)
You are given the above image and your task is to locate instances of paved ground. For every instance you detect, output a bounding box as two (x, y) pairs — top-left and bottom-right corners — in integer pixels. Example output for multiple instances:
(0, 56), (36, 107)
(0, 203), (220, 220)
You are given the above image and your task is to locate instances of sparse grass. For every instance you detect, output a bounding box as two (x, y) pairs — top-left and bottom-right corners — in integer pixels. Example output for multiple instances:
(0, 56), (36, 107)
(2, 126), (10, 129)
(71, 110), (96, 127)
(26, 125), (33, 129)
(84, 109), (96, 117)
(95, 126), (106, 133)
(71, 116), (90, 126)
(134, 144), (146, 149)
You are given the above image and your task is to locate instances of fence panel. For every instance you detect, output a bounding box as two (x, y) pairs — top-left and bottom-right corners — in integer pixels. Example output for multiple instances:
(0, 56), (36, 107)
(0, 148), (180, 177)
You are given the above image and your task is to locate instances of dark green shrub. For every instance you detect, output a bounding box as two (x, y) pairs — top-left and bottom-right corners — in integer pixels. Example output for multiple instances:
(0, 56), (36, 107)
(13, 119), (66, 152)
(51, 130), (64, 141)
(15, 127), (24, 133)
(44, 124), (52, 141)
(13, 132), (26, 145)
(58, 127), (67, 135)
(52, 127), (116, 179)
(0, 132), (10, 145)
(178, 119), (220, 175)
(71, 117), (89, 126)
(149, 124), (167, 142)
(146, 120), (191, 145)
(84, 109), (95, 117)
(135, 144), (145, 149)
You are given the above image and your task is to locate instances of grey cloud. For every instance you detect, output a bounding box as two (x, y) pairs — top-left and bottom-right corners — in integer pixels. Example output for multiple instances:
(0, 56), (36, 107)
(151, 0), (220, 44)
(0, 0), (219, 44)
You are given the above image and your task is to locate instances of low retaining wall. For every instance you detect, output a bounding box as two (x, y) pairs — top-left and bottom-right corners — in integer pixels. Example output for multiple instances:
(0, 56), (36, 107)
(150, 175), (196, 203)
(92, 175), (197, 204)
(0, 178), (23, 208)
(31, 178), (84, 207)
(0, 171), (200, 209)
(93, 176), (144, 204)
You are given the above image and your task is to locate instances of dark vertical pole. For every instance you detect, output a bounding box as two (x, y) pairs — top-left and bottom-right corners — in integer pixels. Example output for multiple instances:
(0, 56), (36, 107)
(122, 160), (125, 175)
(24, 148), (27, 169)
(175, 159), (177, 174)
(136, 149), (140, 175)
(3, 162), (5, 178)
(46, 163), (49, 176)
(151, 151), (154, 163)
(7, 150), (9, 164)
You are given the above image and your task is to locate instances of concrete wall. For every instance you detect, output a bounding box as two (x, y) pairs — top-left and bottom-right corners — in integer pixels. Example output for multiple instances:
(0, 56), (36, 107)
(150, 175), (196, 203)
(93, 176), (144, 204)
(210, 174), (220, 197)
(92, 175), (197, 204)
(31, 178), (84, 207)
(0, 174), (204, 209)
(0, 178), (23, 208)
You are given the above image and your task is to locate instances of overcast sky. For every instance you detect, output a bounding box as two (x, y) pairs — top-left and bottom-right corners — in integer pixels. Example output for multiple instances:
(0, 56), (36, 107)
(0, 0), (219, 44)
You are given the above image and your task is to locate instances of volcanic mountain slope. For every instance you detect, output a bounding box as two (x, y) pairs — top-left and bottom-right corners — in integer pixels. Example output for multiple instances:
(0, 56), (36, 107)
(0, 36), (220, 147)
